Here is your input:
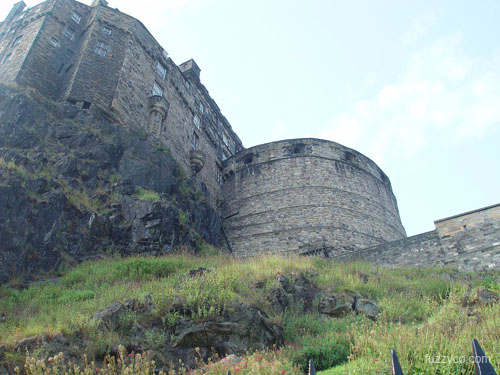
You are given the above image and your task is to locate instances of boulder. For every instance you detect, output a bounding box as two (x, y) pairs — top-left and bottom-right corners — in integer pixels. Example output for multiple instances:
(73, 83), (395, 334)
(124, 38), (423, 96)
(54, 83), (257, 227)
(472, 287), (499, 305)
(172, 303), (283, 357)
(269, 273), (319, 313)
(354, 298), (379, 320)
(318, 294), (355, 317)
(15, 335), (41, 351)
(92, 302), (127, 327)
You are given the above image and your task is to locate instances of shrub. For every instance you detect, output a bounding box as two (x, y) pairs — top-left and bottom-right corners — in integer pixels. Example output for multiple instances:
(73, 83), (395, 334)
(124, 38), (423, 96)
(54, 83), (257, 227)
(286, 332), (351, 372)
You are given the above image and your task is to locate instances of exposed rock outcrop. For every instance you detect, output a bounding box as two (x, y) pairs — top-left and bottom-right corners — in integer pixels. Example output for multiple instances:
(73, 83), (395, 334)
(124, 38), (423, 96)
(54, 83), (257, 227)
(319, 293), (379, 320)
(0, 84), (222, 283)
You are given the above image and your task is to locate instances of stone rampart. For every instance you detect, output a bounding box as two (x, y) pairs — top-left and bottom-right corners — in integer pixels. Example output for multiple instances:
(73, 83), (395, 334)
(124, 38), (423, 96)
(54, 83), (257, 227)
(329, 203), (500, 271)
(222, 138), (406, 257)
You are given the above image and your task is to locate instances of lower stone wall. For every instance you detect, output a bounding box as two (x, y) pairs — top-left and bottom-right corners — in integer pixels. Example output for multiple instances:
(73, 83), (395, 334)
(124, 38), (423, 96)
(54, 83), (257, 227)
(329, 204), (500, 272)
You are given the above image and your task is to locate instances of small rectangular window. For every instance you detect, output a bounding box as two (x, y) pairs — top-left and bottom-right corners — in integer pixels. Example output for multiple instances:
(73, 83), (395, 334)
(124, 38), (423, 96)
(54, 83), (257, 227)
(193, 115), (201, 129)
(12, 35), (22, 47)
(64, 27), (75, 40)
(103, 26), (112, 35)
(156, 62), (166, 79)
(48, 36), (59, 47)
(1, 53), (12, 65)
(71, 12), (81, 24)
(199, 102), (204, 114)
(94, 41), (108, 56)
(152, 82), (163, 96)
(191, 132), (199, 150)
(162, 49), (169, 60)
(222, 148), (230, 161)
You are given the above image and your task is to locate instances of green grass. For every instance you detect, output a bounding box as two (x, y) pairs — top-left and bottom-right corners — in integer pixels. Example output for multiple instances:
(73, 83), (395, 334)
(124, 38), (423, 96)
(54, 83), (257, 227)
(133, 186), (160, 201)
(0, 255), (499, 375)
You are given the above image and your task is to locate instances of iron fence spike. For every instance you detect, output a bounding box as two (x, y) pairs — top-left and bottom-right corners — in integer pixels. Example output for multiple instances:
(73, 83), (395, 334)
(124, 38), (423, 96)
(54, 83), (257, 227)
(472, 338), (497, 375)
(391, 349), (403, 375)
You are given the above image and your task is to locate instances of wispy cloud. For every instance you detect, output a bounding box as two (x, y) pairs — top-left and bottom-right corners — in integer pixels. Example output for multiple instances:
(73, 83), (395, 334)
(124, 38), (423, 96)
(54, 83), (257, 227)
(317, 30), (500, 164)
(401, 11), (439, 45)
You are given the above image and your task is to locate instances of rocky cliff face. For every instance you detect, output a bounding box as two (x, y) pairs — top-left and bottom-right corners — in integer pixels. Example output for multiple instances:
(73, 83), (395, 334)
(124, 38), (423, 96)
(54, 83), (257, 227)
(0, 84), (222, 283)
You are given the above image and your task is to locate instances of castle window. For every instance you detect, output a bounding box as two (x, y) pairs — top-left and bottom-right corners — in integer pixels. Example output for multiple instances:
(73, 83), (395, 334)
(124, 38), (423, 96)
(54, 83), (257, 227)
(222, 148), (230, 161)
(152, 82), (163, 96)
(344, 151), (355, 162)
(199, 102), (204, 114)
(162, 49), (169, 60)
(12, 35), (22, 47)
(1, 53), (12, 65)
(94, 41), (108, 56)
(64, 27), (75, 40)
(292, 143), (305, 154)
(193, 115), (201, 129)
(191, 131), (199, 150)
(82, 101), (91, 110)
(103, 26), (112, 35)
(48, 36), (59, 47)
(71, 12), (81, 24)
(184, 80), (190, 90)
(242, 153), (254, 164)
(216, 164), (223, 185)
(156, 62), (166, 79)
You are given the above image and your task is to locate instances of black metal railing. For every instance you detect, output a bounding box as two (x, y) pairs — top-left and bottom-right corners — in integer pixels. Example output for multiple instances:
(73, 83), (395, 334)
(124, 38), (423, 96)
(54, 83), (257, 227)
(391, 339), (496, 375)
(226, 338), (496, 375)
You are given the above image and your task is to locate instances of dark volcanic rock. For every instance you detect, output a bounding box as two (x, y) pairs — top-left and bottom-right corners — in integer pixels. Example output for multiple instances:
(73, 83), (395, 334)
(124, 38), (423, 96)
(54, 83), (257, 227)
(172, 303), (283, 366)
(0, 84), (222, 283)
(269, 273), (320, 313)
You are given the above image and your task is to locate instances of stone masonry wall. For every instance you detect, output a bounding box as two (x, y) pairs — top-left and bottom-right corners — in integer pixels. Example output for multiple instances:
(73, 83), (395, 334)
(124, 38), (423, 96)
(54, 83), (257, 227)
(222, 138), (406, 257)
(330, 204), (500, 272)
(0, 2), (52, 86)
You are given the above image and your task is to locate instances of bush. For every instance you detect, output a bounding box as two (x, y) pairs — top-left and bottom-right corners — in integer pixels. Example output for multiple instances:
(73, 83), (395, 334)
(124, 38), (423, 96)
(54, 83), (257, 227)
(286, 333), (351, 372)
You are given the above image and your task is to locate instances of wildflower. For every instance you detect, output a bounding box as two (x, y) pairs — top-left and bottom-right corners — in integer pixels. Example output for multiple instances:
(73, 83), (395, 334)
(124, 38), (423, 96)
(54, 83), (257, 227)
(281, 370), (286, 374)
(128, 353), (133, 357)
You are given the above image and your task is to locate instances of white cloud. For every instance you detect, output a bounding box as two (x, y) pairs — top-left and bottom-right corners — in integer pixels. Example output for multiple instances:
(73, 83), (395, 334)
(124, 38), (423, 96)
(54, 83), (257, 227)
(317, 31), (500, 164)
(401, 11), (439, 45)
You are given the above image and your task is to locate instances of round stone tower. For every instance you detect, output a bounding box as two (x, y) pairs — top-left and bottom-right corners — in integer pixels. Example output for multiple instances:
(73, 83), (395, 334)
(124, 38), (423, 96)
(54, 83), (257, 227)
(221, 138), (406, 257)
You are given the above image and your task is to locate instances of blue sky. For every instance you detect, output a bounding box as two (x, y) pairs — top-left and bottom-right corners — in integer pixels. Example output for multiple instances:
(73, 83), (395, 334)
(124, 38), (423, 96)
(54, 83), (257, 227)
(2, 0), (499, 236)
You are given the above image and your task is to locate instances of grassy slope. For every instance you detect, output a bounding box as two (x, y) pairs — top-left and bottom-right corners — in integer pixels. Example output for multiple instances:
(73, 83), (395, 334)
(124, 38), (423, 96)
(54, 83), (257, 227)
(0, 254), (499, 374)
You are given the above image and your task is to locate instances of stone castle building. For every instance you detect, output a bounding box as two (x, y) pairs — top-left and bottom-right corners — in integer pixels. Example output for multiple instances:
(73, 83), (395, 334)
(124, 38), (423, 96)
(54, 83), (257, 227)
(1, 0), (499, 270)
(0, 0), (243, 202)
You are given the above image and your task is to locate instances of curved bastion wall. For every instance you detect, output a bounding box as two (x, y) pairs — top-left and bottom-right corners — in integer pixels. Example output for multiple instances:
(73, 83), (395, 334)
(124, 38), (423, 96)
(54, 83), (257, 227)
(221, 138), (407, 257)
